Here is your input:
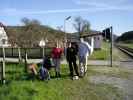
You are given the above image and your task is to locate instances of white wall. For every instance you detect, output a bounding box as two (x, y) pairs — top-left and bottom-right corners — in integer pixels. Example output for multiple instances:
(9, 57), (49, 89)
(0, 27), (9, 47)
(94, 35), (102, 49)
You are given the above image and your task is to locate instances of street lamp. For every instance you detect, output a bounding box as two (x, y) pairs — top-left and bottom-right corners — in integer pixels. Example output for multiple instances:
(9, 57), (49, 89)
(64, 16), (71, 47)
(39, 39), (46, 58)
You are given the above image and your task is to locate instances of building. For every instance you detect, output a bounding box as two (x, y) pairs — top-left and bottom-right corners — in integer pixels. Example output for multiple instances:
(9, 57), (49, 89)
(0, 22), (10, 47)
(68, 31), (103, 50)
(83, 33), (103, 50)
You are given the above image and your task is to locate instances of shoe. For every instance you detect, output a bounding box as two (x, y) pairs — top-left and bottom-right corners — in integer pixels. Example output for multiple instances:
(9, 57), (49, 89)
(72, 76), (79, 80)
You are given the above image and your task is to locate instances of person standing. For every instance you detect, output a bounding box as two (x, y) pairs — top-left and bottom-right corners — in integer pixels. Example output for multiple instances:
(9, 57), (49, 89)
(51, 42), (63, 78)
(78, 38), (91, 76)
(66, 42), (79, 79)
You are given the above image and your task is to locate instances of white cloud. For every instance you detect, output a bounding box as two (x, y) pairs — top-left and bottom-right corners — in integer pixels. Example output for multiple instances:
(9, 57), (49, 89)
(75, 0), (109, 8)
(73, 0), (133, 11)
(0, 8), (106, 15)
(73, 0), (128, 5)
(0, 4), (133, 16)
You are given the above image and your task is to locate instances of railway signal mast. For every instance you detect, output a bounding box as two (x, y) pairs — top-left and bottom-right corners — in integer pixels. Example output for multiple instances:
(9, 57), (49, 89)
(102, 26), (113, 67)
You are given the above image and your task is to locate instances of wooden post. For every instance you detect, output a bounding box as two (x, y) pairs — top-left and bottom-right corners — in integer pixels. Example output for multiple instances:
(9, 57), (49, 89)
(18, 47), (22, 62)
(42, 47), (44, 58)
(2, 47), (5, 84)
(0, 61), (2, 83)
(12, 47), (13, 57)
(40, 48), (42, 58)
(24, 48), (28, 72)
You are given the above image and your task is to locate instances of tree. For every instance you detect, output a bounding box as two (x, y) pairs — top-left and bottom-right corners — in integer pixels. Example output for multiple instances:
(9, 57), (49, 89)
(6, 27), (18, 47)
(17, 18), (42, 47)
(116, 31), (133, 43)
(21, 17), (41, 26)
(6, 18), (66, 47)
(73, 16), (90, 37)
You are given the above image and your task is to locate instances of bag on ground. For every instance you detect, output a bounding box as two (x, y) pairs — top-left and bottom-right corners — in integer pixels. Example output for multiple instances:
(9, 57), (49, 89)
(39, 66), (50, 80)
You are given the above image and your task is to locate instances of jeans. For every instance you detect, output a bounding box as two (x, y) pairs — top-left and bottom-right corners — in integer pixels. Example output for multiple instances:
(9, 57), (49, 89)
(53, 58), (61, 73)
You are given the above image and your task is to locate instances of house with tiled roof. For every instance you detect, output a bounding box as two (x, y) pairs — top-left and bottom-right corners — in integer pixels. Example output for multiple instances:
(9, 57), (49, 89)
(67, 30), (103, 50)
(0, 22), (10, 47)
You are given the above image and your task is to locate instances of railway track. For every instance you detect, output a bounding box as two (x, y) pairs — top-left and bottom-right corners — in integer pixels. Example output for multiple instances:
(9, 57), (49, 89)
(115, 45), (133, 58)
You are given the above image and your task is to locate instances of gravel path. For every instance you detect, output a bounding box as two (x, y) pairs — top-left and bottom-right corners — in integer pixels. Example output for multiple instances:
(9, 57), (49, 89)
(89, 75), (133, 100)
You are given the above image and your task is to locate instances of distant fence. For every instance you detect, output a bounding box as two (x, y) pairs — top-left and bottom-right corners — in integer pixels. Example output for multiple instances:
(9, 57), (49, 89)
(0, 47), (52, 59)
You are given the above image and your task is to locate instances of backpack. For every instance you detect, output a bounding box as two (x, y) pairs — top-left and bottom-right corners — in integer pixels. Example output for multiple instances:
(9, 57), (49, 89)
(39, 66), (50, 80)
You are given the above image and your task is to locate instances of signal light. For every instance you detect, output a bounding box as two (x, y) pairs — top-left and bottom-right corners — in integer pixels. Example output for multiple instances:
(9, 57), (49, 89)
(102, 28), (111, 40)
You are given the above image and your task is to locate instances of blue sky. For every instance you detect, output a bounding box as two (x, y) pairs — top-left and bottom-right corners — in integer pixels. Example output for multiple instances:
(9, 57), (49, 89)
(0, 0), (133, 36)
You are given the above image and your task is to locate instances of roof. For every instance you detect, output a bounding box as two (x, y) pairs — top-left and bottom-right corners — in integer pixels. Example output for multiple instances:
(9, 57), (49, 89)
(80, 30), (102, 38)
(0, 22), (6, 30)
(0, 22), (5, 27)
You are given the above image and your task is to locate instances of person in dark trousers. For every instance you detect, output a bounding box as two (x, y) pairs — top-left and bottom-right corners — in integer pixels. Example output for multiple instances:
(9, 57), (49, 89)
(66, 42), (79, 79)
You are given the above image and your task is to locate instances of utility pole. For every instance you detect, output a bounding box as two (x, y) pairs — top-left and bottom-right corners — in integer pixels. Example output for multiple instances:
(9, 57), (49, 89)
(110, 26), (113, 67)
(64, 16), (71, 55)
(102, 26), (113, 67)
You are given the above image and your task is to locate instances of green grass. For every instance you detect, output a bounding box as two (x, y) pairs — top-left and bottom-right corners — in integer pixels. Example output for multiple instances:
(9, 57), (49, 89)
(89, 42), (110, 60)
(89, 41), (132, 60)
(0, 63), (126, 100)
(120, 43), (133, 49)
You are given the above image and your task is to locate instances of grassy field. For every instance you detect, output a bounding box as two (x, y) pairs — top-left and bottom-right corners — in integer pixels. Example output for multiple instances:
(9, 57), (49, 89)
(89, 42), (110, 60)
(89, 41), (131, 61)
(0, 63), (129, 100)
(120, 43), (133, 49)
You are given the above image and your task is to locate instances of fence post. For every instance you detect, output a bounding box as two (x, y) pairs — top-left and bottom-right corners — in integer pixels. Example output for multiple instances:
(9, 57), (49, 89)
(40, 48), (42, 58)
(42, 47), (44, 58)
(2, 47), (5, 84)
(18, 47), (22, 62)
(0, 61), (2, 84)
(24, 48), (28, 72)
(12, 47), (13, 57)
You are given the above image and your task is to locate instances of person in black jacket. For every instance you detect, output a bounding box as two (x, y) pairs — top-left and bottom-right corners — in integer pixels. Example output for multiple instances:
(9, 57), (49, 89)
(66, 42), (79, 78)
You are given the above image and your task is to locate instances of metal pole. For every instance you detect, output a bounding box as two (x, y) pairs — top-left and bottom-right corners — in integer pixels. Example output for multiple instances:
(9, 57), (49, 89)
(64, 20), (66, 48)
(64, 16), (71, 55)
(110, 26), (113, 67)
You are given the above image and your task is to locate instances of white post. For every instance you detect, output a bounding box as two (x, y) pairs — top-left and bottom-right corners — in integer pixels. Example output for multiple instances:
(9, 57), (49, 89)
(90, 37), (94, 54)
(18, 47), (22, 62)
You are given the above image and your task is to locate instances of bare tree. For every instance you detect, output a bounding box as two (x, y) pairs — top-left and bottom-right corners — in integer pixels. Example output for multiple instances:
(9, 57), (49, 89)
(73, 16), (90, 37)
(18, 18), (42, 47)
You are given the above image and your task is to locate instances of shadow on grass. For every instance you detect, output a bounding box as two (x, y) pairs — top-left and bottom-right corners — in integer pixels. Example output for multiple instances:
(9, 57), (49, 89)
(6, 70), (21, 75)
(50, 74), (69, 79)
(4, 71), (70, 85)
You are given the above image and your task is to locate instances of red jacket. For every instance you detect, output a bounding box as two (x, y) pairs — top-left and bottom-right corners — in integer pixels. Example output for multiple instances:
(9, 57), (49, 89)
(52, 47), (63, 59)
